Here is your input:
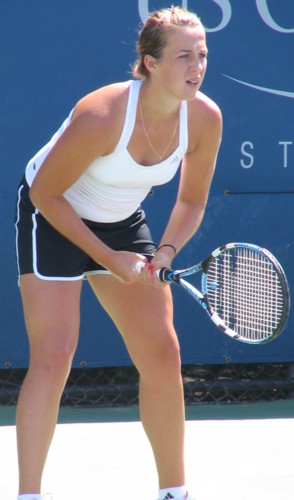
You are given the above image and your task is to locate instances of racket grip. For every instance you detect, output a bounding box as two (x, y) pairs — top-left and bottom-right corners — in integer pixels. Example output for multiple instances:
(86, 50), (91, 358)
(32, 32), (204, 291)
(135, 262), (146, 274)
(135, 263), (172, 282)
(156, 268), (172, 282)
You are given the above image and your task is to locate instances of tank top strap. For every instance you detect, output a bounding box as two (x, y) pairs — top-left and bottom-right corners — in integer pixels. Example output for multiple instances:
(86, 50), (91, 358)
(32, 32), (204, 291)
(113, 80), (142, 153)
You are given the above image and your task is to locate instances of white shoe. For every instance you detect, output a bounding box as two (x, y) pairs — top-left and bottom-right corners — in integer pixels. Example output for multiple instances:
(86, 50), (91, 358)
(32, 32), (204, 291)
(157, 494), (196, 500)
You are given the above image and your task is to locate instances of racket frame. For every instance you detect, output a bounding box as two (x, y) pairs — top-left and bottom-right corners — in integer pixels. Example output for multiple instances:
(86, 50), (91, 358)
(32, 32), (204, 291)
(157, 242), (290, 344)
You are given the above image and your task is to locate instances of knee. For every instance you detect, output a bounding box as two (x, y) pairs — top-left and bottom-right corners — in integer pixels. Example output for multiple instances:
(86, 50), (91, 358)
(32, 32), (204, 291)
(29, 330), (78, 381)
(138, 330), (182, 384)
(159, 335), (181, 372)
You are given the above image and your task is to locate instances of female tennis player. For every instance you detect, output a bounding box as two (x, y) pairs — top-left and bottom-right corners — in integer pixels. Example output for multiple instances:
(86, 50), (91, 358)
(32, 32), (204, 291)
(15, 6), (222, 500)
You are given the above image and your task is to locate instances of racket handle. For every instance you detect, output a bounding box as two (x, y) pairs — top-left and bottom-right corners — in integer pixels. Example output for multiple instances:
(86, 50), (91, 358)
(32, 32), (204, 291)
(156, 268), (172, 282)
(135, 262), (172, 282)
(135, 262), (146, 274)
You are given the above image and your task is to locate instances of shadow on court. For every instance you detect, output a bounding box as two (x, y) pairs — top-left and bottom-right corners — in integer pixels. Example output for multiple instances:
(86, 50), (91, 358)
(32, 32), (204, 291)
(1, 401), (294, 499)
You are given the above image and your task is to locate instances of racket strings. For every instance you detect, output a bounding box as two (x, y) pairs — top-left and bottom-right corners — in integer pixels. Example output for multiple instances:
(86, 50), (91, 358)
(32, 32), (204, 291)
(206, 248), (285, 341)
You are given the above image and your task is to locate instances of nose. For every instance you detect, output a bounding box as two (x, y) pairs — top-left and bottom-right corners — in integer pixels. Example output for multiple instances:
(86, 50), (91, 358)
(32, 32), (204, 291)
(191, 56), (204, 73)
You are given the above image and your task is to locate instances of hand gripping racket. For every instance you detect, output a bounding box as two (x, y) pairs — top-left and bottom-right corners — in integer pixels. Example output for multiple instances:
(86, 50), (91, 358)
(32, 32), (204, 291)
(142, 243), (290, 344)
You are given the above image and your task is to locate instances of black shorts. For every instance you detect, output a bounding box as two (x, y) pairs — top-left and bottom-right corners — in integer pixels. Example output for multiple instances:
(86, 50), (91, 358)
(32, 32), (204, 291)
(15, 177), (157, 281)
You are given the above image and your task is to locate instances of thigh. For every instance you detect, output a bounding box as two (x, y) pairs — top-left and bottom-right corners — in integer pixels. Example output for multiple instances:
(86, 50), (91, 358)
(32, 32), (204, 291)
(20, 274), (83, 354)
(88, 274), (179, 372)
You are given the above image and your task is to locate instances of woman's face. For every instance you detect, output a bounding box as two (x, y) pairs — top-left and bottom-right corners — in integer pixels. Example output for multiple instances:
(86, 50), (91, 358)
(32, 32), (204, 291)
(153, 26), (208, 100)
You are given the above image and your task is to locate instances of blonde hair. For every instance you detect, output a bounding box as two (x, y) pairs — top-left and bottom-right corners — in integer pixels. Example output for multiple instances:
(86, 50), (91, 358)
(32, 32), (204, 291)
(132, 6), (203, 79)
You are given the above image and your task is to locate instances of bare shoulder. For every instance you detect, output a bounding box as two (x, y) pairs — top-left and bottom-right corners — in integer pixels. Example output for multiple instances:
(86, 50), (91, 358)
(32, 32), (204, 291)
(69, 81), (131, 153)
(189, 91), (222, 127)
(187, 91), (222, 151)
(75, 81), (130, 117)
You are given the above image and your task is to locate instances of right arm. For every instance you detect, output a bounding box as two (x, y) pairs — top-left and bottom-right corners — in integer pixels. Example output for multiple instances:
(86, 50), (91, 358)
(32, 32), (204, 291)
(29, 87), (147, 282)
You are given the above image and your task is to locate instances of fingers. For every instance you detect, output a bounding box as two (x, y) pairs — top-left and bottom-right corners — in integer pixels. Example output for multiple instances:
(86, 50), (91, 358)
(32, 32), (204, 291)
(134, 261), (146, 274)
(111, 253), (165, 286)
(134, 260), (167, 287)
(135, 261), (155, 274)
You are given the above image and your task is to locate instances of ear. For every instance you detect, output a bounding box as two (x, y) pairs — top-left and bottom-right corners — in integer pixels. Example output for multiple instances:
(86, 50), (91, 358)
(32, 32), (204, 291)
(143, 54), (157, 72)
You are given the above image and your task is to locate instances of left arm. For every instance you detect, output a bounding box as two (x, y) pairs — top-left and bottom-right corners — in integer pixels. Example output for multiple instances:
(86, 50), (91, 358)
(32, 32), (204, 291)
(153, 96), (223, 269)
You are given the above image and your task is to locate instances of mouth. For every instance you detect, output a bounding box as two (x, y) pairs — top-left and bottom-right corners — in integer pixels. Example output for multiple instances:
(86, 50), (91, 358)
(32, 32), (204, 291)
(186, 79), (200, 88)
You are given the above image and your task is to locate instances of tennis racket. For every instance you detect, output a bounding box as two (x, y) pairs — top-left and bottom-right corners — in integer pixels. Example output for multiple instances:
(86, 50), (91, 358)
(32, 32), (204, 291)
(138, 242), (290, 344)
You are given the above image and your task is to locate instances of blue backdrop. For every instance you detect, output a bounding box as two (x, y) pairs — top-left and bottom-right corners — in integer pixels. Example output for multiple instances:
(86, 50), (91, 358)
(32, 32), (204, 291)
(0, 1), (293, 368)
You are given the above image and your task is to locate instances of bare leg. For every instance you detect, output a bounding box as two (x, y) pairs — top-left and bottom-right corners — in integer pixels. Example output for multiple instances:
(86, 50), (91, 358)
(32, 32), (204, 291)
(88, 275), (185, 488)
(17, 275), (82, 494)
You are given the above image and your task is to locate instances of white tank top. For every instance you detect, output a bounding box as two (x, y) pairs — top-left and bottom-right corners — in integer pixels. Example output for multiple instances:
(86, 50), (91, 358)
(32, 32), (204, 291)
(25, 80), (188, 222)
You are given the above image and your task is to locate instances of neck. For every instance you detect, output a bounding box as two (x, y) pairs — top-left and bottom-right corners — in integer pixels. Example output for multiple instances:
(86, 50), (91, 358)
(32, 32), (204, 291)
(138, 81), (181, 162)
(139, 80), (182, 121)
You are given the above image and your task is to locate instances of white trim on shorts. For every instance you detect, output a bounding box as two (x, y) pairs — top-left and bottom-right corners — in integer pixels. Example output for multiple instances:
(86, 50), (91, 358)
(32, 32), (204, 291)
(84, 270), (112, 277)
(15, 185), (22, 284)
(31, 210), (86, 282)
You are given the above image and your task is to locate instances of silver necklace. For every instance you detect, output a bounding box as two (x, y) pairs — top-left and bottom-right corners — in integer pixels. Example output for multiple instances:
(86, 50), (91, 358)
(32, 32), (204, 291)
(139, 99), (180, 161)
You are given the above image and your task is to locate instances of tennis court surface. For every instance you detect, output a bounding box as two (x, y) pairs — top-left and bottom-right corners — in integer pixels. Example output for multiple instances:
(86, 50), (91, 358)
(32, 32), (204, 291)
(1, 400), (294, 500)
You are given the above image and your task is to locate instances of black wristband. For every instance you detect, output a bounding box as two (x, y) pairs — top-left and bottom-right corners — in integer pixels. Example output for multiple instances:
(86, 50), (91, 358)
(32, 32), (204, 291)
(156, 244), (177, 256)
